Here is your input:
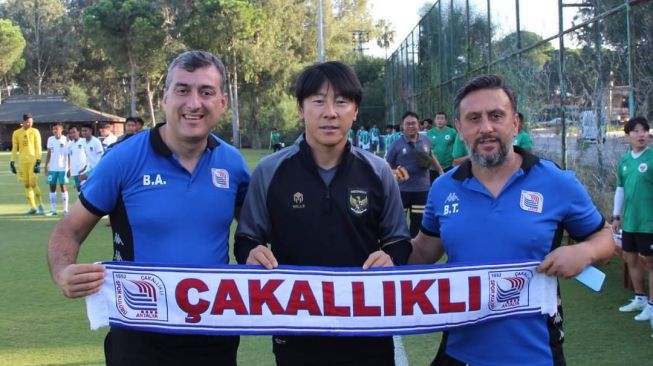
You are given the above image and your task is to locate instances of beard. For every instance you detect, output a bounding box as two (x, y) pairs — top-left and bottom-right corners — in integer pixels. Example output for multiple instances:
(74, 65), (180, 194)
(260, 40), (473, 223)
(466, 134), (512, 168)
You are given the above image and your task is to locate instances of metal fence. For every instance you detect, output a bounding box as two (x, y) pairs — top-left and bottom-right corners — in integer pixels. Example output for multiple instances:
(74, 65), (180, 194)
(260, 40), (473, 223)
(385, 0), (653, 168)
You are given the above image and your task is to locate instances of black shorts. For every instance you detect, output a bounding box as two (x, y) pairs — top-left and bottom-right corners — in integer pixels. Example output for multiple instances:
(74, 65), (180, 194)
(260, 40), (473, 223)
(621, 231), (653, 256)
(272, 335), (394, 366)
(104, 327), (239, 366)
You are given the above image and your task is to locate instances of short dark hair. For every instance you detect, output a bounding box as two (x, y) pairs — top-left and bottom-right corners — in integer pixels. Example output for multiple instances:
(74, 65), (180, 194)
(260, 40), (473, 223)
(422, 118), (433, 125)
(81, 124), (93, 131)
(68, 125), (78, 132)
(52, 122), (64, 128)
(624, 116), (649, 134)
(453, 74), (517, 119)
(435, 111), (447, 118)
(165, 50), (228, 94)
(99, 122), (111, 129)
(125, 116), (144, 126)
(23, 113), (32, 121)
(402, 111), (419, 122)
(295, 61), (362, 107)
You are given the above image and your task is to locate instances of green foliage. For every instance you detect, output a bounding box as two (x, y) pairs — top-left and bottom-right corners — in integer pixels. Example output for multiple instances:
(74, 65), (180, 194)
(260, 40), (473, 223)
(0, 0), (79, 94)
(0, 18), (25, 76)
(65, 83), (90, 107)
(354, 56), (386, 126)
(83, 0), (168, 115)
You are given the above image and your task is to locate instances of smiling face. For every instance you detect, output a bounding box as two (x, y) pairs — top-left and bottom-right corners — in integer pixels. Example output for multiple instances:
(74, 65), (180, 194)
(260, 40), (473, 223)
(402, 114), (420, 140)
(455, 88), (518, 168)
(298, 82), (358, 150)
(81, 127), (93, 139)
(161, 65), (228, 144)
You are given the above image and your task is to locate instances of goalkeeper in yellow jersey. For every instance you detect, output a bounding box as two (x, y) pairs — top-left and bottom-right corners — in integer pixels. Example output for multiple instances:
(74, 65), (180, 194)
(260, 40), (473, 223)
(11, 113), (45, 215)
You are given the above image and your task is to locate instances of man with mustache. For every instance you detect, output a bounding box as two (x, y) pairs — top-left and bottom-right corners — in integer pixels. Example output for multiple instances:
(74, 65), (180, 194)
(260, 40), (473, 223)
(409, 74), (614, 366)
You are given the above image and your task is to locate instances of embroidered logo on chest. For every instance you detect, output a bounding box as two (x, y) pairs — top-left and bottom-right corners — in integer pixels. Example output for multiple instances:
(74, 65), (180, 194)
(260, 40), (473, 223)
(292, 192), (305, 209)
(519, 190), (543, 213)
(211, 168), (229, 188)
(638, 163), (648, 173)
(349, 189), (368, 215)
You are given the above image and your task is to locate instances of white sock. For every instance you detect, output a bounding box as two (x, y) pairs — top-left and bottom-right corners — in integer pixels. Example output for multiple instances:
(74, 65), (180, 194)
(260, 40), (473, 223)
(62, 191), (69, 212)
(49, 192), (57, 212)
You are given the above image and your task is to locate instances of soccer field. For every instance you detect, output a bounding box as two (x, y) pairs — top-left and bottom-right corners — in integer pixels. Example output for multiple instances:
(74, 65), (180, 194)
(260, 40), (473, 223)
(0, 150), (650, 365)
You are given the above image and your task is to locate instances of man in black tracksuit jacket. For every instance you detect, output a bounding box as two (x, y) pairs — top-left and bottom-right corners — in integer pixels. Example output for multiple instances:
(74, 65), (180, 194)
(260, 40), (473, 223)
(234, 61), (411, 366)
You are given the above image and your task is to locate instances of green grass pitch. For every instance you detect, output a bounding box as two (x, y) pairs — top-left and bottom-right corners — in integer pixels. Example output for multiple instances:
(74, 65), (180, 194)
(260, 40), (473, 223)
(0, 150), (650, 365)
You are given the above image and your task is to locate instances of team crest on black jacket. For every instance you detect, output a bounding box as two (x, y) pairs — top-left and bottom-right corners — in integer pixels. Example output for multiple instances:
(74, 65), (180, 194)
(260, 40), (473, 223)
(349, 189), (368, 215)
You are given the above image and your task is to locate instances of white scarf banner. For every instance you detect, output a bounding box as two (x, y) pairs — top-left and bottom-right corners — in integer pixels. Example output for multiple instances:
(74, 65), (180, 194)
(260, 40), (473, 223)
(85, 261), (557, 336)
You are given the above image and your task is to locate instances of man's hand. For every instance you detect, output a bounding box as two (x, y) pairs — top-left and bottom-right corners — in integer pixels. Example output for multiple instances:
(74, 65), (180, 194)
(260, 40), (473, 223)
(33, 159), (41, 173)
(362, 250), (394, 269)
(9, 161), (16, 174)
(612, 218), (621, 234)
(246, 245), (279, 269)
(394, 166), (409, 183)
(537, 245), (592, 278)
(54, 263), (105, 298)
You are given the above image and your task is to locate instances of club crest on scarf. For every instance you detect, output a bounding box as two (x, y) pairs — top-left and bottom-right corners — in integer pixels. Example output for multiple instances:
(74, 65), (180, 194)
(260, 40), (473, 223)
(114, 272), (168, 321)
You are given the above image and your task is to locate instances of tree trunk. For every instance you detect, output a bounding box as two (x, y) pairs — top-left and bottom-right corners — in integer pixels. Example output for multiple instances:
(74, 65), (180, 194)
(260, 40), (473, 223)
(34, 0), (43, 95)
(145, 77), (156, 126)
(229, 50), (240, 147)
(128, 49), (137, 116)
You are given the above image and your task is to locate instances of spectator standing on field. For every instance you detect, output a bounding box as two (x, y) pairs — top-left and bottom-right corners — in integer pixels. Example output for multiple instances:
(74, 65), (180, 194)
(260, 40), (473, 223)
(270, 128), (283, 152)
(117, 116), (145, 142)
(235, 61), (411, 366)
(613, 116), (653, 323)
(370, 124), (380, 153)
(65, 126), (88, 191)
(386, 111), (443, 237)
(10, 113), (45, 215)
(451, 133), (469, 167)
(44, 123), (69, 216)
(47, 50), (250, 365)
(79, 124), (104, 179)
(513, 112), (534, 152)
(410, 74), (613, 366)
(426, 111), (458, 182)
(98, 122), (118, 151)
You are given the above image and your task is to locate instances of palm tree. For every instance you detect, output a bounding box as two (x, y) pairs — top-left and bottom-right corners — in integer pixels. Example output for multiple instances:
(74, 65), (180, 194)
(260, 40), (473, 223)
(375, 19), (395, 59)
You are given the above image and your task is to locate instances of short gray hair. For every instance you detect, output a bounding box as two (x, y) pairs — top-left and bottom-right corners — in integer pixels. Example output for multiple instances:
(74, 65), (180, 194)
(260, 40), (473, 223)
(165, 50), (228, 94)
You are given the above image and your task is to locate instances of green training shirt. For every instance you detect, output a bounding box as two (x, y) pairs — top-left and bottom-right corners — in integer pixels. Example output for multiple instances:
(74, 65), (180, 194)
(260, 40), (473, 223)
(426, 126), (457, 169)
(617, 147), (653, 233)
(513, 130), (534, 150)
(452, 134), (468, 160)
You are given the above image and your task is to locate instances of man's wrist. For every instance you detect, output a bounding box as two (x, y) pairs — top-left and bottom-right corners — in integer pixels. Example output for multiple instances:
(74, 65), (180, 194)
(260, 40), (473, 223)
(611, 215), (621, 221)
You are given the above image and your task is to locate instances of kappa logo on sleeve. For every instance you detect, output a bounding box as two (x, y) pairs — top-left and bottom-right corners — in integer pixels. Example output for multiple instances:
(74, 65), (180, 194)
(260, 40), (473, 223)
(114, 272), (168, 322)
(519, 190), (543, 213)
(212, 168), (230, 189)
